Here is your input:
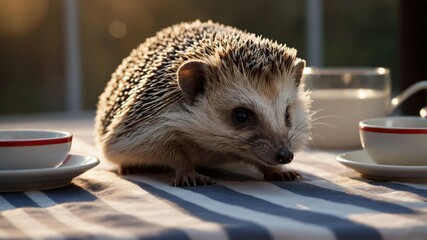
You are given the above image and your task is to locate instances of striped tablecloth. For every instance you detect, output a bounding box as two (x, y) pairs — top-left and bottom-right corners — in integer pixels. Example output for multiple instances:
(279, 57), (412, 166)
(1, 112), (426, 240)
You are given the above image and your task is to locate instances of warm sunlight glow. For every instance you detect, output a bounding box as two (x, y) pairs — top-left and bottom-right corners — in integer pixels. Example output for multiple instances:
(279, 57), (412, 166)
(420, 107), (427, 118)
(391, 98), (399, 106)
(357, 89), (368, 99)
(0, 0), (49, 36)
(303, 67), (312, 74)
(376, 67), (387, 75)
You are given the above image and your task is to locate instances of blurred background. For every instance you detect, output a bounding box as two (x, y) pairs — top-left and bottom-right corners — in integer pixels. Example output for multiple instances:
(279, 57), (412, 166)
(0, 0), (425, 115)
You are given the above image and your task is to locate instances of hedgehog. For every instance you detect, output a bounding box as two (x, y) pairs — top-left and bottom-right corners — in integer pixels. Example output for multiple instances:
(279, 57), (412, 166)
(95, 20), (311, 187)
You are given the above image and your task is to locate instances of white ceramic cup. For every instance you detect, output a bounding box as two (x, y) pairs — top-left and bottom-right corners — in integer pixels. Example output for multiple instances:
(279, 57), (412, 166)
(359, 117), (427, 165)
(0, 130), (72, 170)
(303, 67), (427, 149)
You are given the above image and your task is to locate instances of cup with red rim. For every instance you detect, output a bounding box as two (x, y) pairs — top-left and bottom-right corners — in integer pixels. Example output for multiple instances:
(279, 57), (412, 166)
(359, 117), (427, 166)
(0, 130), (72, 170)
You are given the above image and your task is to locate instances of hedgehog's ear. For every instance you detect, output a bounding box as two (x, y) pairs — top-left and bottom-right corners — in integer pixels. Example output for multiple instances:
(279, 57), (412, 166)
(177, 60), (206, 98)
(293, 59), (306, 87)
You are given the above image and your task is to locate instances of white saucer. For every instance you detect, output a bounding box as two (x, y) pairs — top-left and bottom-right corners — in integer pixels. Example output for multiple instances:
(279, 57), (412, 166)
(337, 150), (427, 181)
(0, 154), (99, 192)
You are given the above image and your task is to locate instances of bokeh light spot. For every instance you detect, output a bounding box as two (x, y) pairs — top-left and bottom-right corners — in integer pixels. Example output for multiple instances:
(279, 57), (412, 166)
(109, 20), (127, 38)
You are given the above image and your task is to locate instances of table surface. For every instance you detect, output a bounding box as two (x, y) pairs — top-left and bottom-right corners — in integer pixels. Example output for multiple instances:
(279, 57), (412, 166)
(1, 112), (426, 240)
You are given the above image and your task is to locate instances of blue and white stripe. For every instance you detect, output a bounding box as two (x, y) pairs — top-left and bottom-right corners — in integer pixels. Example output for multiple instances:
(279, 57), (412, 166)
(1, 149), (427, 240)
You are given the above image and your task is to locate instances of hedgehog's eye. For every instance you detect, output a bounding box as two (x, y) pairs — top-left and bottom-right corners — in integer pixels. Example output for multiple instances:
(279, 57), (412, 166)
(232, 108), (251, 124)
(285, 106), (291, 127)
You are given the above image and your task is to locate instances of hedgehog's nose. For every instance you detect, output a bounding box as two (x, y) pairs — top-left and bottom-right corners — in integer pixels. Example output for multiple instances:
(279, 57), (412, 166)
(277, 148), (294, 164)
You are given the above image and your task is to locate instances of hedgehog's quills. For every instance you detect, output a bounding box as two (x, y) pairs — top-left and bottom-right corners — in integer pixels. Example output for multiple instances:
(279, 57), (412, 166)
(95, 20), (311, 187)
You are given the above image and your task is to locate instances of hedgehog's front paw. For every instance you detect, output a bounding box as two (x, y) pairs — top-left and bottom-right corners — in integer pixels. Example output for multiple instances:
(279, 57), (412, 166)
(173, 171), (215, 187)
(262, 167), (302, 181)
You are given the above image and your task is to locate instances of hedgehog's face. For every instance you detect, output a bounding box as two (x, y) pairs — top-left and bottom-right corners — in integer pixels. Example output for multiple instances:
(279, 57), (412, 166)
(175, 59), (310, 166)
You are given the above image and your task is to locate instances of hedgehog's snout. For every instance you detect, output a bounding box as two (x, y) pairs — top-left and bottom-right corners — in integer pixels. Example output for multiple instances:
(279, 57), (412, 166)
(276, 148), (294, 164)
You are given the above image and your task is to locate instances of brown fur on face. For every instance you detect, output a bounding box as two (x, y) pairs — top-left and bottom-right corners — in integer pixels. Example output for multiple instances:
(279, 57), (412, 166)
(95, 20), (311, 186)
